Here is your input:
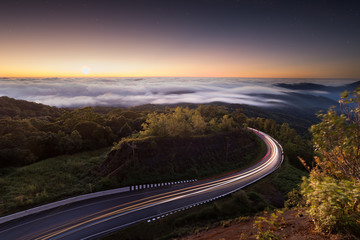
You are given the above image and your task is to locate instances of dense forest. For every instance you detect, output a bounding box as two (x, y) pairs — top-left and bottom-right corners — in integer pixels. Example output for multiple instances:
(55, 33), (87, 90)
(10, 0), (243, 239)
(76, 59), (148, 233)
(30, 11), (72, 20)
(0, 97), (146, 167)
(0, 94), (313, 187)
(100, 106), (263, 186)
(0, 96), (314, 169)
(98, 104), (313, 190)
(0, 96), (313, 190)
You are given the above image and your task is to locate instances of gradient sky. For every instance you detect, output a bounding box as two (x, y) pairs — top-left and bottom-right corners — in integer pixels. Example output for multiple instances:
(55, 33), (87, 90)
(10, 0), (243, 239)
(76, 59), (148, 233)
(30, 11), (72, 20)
(1, 0), (359, 78)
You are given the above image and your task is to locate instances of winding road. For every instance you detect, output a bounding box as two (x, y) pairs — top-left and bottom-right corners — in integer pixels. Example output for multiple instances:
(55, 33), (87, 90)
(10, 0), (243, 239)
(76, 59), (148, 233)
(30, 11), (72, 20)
(0, 128), (283, 240)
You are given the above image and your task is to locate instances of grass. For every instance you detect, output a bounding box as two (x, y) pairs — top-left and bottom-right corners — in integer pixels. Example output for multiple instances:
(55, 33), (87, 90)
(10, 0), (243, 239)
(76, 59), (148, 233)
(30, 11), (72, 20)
(0, 132), (266, 217)
(243, 154), (308, 210)
(271, 160), (307, 195)
(0, 148), (110, 216)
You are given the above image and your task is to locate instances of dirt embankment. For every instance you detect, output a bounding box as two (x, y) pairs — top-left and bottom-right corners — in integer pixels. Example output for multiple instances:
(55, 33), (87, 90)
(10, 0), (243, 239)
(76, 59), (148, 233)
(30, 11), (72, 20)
(180, 209), (349, 240)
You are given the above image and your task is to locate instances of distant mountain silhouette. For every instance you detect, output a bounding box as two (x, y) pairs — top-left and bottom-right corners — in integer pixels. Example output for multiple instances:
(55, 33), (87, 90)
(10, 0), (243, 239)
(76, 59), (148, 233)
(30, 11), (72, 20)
(252, 92), (338, 110)
(346, 80), (360, 89)
(275, 81), (360, 103)
(275, 83), (329, 91)
(275, 81), (360, 92)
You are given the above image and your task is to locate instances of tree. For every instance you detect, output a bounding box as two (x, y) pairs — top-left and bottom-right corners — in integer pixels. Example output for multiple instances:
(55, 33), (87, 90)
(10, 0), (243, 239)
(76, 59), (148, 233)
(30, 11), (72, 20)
(141, 112), (169, 137)
(166, 107), (192, 137)
(118, 123), (132, 138)
(311, 87), (360, 181)
(140, 106), (241, 138)
(232, 108), (247, 126)
(191, 110), (207, 134)
(70, 130), (82, 151)
(218, 115), (236, 132)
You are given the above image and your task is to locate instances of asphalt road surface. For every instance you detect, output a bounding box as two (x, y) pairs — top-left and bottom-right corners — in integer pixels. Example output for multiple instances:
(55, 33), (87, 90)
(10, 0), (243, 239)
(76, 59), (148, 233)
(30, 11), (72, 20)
(0, 128), (283, 240)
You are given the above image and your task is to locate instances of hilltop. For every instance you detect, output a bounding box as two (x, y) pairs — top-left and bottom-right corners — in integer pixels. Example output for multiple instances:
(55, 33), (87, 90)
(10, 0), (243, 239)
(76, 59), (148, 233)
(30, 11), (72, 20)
(0, 96), (62, 119)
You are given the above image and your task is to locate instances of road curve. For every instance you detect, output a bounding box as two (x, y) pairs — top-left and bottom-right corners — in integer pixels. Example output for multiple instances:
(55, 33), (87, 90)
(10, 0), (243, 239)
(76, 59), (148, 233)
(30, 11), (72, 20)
(0, 128), (283, 240)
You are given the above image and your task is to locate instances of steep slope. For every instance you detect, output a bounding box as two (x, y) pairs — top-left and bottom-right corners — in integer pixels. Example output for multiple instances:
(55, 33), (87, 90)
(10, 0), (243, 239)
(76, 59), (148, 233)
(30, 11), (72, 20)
(100, 130), (262, 185)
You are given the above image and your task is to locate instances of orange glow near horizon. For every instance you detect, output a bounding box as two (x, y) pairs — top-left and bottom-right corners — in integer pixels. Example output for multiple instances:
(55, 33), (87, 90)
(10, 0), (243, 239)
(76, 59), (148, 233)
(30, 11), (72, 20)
(2, 63), (359, 79)
(1, 44), (359, 78)
(1, 20), (359, 79)
(1, 40), (359, 78)
(1, 1), (360, 79)
(0, 23), (359, 79)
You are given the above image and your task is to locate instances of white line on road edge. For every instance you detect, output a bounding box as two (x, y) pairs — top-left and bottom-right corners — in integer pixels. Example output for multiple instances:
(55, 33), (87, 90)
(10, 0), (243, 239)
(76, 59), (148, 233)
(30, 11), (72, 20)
(144, 129), (283, 225)
(0, 186), (129, 225)
(0, 178), (199, 225)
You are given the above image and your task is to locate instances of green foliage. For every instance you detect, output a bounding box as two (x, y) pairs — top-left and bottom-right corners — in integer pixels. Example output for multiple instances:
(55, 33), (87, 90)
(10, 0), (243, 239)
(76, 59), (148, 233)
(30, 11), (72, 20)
(246, 117), (313, 170)
(253, 210), (285, 240)
(218, 114), (237, 131)
(0, 96), (62, 119)
(284, 188), (303, 209)
(106, 131), (263, 186)
(301, 173), (360, 234)
(297, 87), (360, 236)
(0, 148), (109, 216)
(271, 161), (307, 195)
(311, 87), (360, 180)
(0, 98), (145, 168)
(140, 106), (240, 138)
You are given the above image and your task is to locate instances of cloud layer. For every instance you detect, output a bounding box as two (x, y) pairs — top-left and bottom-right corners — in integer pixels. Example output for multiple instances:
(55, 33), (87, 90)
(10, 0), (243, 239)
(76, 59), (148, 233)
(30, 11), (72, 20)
(0, 77), (356, 108)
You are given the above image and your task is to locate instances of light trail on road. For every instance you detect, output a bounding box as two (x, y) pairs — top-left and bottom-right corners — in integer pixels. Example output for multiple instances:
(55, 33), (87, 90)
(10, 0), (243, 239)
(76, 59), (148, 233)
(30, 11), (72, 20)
(0, 128), (283, 240)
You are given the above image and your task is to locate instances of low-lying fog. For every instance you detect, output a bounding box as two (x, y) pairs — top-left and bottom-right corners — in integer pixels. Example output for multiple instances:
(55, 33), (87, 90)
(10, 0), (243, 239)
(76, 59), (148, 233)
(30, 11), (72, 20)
(0, 77), (358, 109)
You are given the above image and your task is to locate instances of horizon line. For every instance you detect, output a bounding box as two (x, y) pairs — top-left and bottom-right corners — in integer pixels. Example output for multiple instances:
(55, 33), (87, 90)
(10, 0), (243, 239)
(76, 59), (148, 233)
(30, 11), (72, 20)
(1, 76), (359, 80)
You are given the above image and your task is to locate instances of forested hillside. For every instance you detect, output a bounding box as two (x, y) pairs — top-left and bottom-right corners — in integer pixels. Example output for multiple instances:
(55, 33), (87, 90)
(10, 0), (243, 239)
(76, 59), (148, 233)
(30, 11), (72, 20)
(100, 105), (312, 192)
(0, 97), (315, 168)
(0, 97), (146, 167)
(0, 96), (62, 118)
(100, 106), (264, 186)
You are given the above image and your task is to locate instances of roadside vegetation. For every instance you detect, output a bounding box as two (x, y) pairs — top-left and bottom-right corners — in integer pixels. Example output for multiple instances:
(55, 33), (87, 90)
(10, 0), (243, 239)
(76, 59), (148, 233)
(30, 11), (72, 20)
(100, 106), (268, 187)
(185, 86), (360, 240)
(101, 107), (313, 240)
(221, 87), (360, 240)
(296, 87), (360, 237)
(0, 148), (108, 216)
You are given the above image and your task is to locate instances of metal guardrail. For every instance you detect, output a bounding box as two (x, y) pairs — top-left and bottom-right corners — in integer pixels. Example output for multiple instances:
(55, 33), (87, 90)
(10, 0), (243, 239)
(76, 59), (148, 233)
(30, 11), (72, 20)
(1, 128), (280, 226)
(0, 179), (198, 225)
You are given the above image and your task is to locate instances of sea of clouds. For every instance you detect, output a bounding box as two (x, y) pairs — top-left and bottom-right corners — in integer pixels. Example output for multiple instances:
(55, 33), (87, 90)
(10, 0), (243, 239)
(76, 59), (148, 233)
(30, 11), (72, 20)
(0, 77), (356, 108)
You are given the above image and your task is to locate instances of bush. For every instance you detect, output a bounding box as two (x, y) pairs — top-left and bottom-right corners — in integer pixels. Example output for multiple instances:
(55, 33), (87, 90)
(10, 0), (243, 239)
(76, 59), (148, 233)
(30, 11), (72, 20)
(284, 188), (303, 209)
(311, 87), (360, 181)
(253, 209), (285, 240)
(300, 173), (360, 235)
